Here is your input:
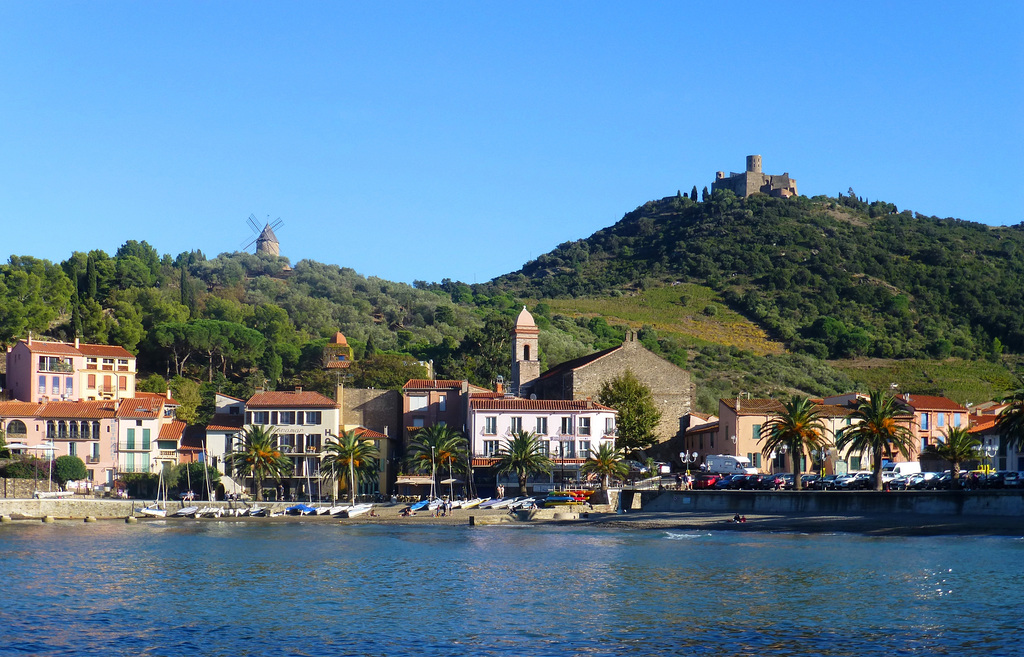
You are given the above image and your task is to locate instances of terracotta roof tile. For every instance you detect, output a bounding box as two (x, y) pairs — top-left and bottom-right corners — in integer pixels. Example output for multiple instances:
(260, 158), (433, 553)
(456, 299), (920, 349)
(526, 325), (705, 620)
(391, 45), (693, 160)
(969, 415), (999, 433)
(898, 394), (967, 412)
(325, 361), (351, 369)
(685, 421), (719, 436)
(720, 398), (786, 415)
(19, 340), (81, 356)
(206, 414), (244, 431)
(536, 346), (620, 382)
(36, 400), (116, 419)
(136, 391), (179, 406)
(158, 420), (186, 441)
(402, 379), (463, 390)
(469, 392), (506, 399)
(115, 397), (163, 419)
(0, 400), (45, 417)
(353, 427), (387, 439)
(247, 390), (338, 409)
(76, 344), (135, 358)
(470, 399), (616, 412)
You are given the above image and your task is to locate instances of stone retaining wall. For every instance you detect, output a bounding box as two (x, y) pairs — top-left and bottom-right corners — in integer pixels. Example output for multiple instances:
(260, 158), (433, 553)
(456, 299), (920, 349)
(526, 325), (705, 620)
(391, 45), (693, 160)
(635, 490), (1024, 517)
(0, 499), (302, 519)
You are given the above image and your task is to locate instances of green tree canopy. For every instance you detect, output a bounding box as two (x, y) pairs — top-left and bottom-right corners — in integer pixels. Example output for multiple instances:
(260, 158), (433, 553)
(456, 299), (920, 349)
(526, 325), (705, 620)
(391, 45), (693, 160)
(836, 391), (915, 491)
(580, 442), (628, 489)
(598, 370), (661, 452)
(53, 455), (88, 489)
(321, 429), (379, 503)
(494, 430), (553, 494)
(227, 425), (292, 502)
(759, 395), (830, 490)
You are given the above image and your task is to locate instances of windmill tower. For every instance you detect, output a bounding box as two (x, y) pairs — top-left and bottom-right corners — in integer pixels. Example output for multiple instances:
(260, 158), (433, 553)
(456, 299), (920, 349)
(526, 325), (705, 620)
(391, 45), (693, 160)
(242, 214), (284, 256)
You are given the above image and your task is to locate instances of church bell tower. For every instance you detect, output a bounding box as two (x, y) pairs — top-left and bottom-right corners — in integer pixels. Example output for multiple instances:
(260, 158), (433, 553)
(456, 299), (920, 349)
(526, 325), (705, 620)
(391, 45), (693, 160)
(511, 306), (540, 396)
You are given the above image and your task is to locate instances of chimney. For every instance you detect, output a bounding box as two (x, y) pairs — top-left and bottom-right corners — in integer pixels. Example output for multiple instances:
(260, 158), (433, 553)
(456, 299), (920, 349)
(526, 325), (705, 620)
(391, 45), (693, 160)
(736, 395), (741, 413)
(74, 336), (79, 349)
(255, 387), (265, 394)
(166, 389), (171, 400)
(27, 332), (32, 346)
(904, 393), (911, 402)
(295, 386), (302, 393)
(495, 380), (504, 394)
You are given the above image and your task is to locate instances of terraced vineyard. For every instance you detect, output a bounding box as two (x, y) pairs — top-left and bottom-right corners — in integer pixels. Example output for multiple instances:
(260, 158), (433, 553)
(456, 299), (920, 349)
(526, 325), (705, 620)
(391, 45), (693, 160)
(831, 358), (1018, 405)
(541, 284), (785, 356)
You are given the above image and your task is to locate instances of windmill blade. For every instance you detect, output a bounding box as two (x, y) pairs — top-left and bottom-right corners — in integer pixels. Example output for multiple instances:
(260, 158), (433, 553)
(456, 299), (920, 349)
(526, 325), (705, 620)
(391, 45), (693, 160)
(241, 236), (258, 250)
(270, 218), (284, 231)
(247, 214), (261, 233)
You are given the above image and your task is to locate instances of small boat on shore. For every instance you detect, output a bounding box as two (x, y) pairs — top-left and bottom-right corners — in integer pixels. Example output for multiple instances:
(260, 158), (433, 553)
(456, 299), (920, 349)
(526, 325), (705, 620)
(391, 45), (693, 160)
(343, 503), (374, 518)
(138, 504), (167, 518)
(248, 506), (266, 517)
(490, 497), (519, 509)
(173, 506), (199, 518)
(409, 499), (430, 512)
(286, 504), (317, 516)
(329, 505), (351, 516)
(461, 498), (485, 509)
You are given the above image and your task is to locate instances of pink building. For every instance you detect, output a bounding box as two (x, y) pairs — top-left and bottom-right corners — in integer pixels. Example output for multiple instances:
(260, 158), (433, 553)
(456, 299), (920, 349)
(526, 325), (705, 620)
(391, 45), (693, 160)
(6, 336), (136, 404)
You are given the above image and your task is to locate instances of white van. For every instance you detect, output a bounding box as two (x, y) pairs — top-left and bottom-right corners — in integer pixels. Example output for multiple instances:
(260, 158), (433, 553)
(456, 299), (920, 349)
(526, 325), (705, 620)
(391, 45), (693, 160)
(882, 462), (921, 477)
(704, 454), (759, 475)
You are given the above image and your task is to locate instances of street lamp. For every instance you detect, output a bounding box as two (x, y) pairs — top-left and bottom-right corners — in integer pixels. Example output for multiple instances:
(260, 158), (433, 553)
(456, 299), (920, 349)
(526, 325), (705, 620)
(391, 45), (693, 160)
(980, 441), (997, 474)
(679, 451), (698, 476)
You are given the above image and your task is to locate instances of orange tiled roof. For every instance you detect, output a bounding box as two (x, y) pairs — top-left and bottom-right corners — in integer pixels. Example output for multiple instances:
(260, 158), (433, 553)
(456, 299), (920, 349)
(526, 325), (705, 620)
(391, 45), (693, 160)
(899, 394), (967, 412)
(115, 397), (163, 419)
(0, 400), (45, 417)
(330, 332), (349, 345)
(969, 415), (999, 434)
(206, 414), (244, 431)
(37, 400), (116, 419)
(354, 427), (387, 439)
(325, 361), (351, 369)
(685, 421), (720, 436)
(19, 340), (81, 356)
(469, 391), (506, 399)
(247, 390), (338, 409)
(158, 420), (186, 441)
(403, 379), (463, 390)
(136, 391), (179, 406)
(720, 398), (786, 415)
(76, 344), (134, 358)
(470, 399), (615, 412)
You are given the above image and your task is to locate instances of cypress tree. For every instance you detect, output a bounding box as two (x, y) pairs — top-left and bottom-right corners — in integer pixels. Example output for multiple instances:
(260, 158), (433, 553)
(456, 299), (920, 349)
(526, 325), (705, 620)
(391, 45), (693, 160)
(701, 186), (710, 202)
(85, 254), (98, 299)
(690, 185), (698, 201)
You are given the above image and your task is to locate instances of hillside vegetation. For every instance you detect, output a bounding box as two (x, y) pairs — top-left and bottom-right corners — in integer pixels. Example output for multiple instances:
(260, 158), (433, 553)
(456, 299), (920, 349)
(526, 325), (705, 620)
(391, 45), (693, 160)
(1, 187), (1021, 414)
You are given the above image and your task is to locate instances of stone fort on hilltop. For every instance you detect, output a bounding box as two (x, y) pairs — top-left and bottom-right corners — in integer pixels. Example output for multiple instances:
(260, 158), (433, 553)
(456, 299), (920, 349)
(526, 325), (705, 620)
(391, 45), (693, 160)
(712, 155), (797, 198)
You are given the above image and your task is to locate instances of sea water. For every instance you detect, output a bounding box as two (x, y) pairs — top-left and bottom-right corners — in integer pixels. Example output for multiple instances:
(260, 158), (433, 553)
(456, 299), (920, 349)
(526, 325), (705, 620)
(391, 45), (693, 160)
(1, 521), (1022, 656)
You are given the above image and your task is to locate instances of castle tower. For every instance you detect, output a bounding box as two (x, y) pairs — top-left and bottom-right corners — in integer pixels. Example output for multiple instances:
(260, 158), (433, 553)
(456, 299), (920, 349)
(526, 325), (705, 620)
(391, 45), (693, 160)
(511, 306), (540, 396)
(746, 154), (762, 174)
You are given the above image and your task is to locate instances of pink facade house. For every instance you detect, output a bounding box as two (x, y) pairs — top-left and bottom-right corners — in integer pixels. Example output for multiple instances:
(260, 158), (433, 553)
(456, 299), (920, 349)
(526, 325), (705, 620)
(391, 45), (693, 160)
(6, 336), (136, 404)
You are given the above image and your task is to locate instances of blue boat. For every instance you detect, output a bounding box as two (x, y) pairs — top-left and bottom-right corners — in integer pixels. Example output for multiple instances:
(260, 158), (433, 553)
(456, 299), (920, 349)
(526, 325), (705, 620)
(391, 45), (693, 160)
(286, 504), (317, 515)
(409, 499), (430, 512)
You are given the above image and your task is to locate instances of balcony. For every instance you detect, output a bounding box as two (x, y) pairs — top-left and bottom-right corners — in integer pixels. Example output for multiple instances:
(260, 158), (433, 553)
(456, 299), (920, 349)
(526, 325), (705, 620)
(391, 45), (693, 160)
(86, 456), (100, 464)
(119, 465), (151, 474)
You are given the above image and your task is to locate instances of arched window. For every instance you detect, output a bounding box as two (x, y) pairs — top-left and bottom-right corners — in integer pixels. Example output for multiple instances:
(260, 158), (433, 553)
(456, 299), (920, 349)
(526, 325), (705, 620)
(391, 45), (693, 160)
(46, 421), (56, 439)
(69, 421), (79, 439)
(6, 420), (27, 437)
(92, 421), (101, 437)
(524, 345), (531, 361)
(81, 421), (91, 439)
(58, 421), (68, 439)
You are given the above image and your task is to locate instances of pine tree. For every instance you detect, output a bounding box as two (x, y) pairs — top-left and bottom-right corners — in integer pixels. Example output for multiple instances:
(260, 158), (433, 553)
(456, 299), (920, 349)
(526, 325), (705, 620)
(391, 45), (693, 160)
(85, 254), (98, 299)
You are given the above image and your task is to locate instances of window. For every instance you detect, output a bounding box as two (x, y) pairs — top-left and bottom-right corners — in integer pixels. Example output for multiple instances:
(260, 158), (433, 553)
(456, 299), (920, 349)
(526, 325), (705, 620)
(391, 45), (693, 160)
(38, 375), (45, 395)
(70, 422), (79, 439)
(69, 442), (77, 457)
(87, 374), (96, 389)
(438, 395), (446, 412)
(86, 357), (97, 369)
(752, 424), (761, 441)
(484, 417), (497, 435)
(578, 418), (591, 436)
(66, 376), (73, 396)
(412, 418), (424, 428)
(91, 443), (100, 459)
(278, 434), (295, 451)
(510, 417), (522, 433)
(604, 418), (615, 435)
(58, 421), (68, 439)
(953, 413), (962, 428)
(126, 428), (135, 450)
(229, 406), (240, 415)
(81, 421), (90, 439)
(561, 417), (573, 435)
(937, 413), (945, 428)
(536, 417), (548, 435)
(142, 429), (151, 450)
(280, 411), (295, 424)
(92, 421), (100, 437)
(157, 440), (176, 450)
(920, 414), (929, 431)
(126, 453), (134, 472)
(409, 396), (428, 411)
(306, 434), (321, 452)
(563, 441), (576, 458)
(52, 376), (60, 396)
(118, 377), (127, 391)
(540, 441), (550, 457)
(305, 411), (322, 425)
(271, 411), (278, 425)
(483, 440), (500, 456)
(6, 420), (26, 437)
(252, 411), (269, 425)
(47, 421), (56, 439)
(579, 441), (591, 458)
(524, 345), (531, 361)
(850, 456), (862, 470)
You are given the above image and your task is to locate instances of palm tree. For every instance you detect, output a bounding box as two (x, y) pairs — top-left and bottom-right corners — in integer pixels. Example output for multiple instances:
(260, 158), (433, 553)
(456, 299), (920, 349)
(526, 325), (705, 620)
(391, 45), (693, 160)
(227, 425), (293, 501)
(935, 426), (980, 489)
(759, 395), (830, 491)
(995, 386), (1024, 451)
(494, 430), (553, 495)
(406, 424), (468, 498)
(580, 442), (628, 489)
(321, 430), (380, 504)
(836, 391), (915, 491)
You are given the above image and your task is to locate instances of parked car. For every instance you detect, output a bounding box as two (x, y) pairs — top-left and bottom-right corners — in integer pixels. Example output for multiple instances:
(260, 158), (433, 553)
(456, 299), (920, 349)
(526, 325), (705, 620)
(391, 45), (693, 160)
(693, 474), (720, 489)
(727, 474), (753, 490)
(1005, 472), (1024, 489)
(837, 473), (873, 490)
(800, 474), (819, 489)
(888, 475), (910, 491)
(654, 461), (672, 475)
(625, 460), (650, 474)
(816, 474), (840, 490)
(908, 472), (939, 490)
(713, 475), (737, 489)
(779, 473), (795, 489)
(758, 474), (785, 490)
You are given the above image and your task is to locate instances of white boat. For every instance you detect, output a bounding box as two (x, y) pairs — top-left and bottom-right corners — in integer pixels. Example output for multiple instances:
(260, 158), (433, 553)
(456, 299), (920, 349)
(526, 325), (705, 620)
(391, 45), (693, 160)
(197, 507), (222, 518)
(478, 498), (501, 509)
(173, 506), (199, 518)
(329, 505), (352, 517)
(491, 497), (519, 509)
(138, 504), (167, 518)
(428, 498), (442, 511)
(509, 497), (536, 510)
(316, 506), (333, 516)
(248, 506), (267, 517)
(343, 503), (374, 518)
(461, 498), (485, 510)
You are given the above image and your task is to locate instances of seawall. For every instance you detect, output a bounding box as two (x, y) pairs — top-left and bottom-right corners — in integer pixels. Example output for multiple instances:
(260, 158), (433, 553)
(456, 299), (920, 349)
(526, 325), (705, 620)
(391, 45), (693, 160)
(0, 499), (301, 519)
(631, 490), (1024, 517)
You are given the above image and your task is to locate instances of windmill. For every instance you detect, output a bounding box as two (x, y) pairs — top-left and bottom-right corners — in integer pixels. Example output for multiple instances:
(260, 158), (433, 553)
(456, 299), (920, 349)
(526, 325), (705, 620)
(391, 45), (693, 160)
(242, 214), (284, 256)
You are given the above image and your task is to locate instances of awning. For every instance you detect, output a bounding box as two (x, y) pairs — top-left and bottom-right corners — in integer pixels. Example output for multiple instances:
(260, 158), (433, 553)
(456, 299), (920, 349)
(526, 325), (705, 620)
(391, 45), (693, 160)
(395, 476), (434, 486)
(440, 478), (464, 485)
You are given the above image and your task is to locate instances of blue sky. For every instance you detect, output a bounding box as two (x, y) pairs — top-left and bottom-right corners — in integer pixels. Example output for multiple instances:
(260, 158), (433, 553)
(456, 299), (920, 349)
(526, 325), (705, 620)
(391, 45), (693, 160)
(1, 2), (1021, 285)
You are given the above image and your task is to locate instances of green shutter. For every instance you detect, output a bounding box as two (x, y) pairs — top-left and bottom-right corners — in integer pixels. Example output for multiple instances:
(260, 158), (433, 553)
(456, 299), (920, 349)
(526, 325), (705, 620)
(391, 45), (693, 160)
(142, 428), (151, 450)
(126, 428), (135, 450)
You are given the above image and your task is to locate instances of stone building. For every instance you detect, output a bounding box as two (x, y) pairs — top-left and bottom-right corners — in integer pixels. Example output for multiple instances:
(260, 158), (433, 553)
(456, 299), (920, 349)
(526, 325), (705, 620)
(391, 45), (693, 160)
(712, 155), (797, 198)
(516, 311), (695, 445)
